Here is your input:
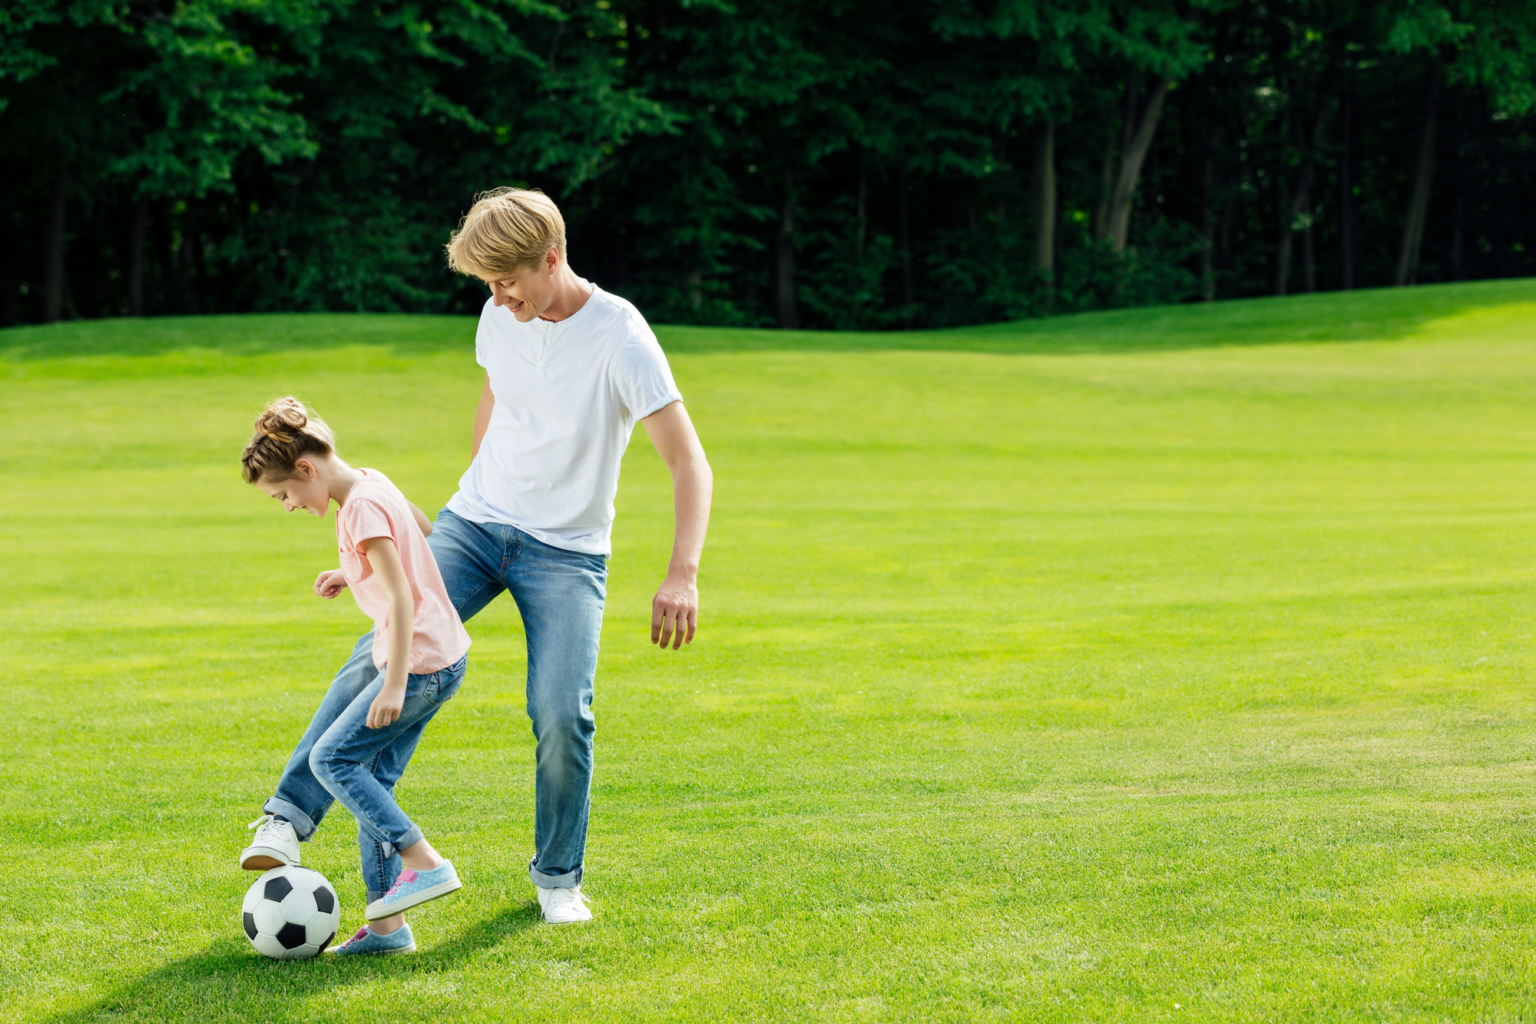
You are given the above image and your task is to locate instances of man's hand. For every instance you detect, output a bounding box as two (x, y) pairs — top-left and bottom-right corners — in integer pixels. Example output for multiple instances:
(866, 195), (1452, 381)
(314, 569), (349, 599)
(367, 680), (406, 729)
(641, 401), (711, 652)
(651, 575), (698, 650)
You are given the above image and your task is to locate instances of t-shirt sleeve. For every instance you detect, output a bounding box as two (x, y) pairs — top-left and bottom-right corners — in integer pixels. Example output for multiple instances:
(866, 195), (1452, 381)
(612, 326), (683, 421)
(341, 497), (396, 548)
(474, 300), (496, 370)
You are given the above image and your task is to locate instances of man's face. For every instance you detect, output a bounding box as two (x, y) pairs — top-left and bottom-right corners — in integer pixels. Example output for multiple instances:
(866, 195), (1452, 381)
(483, 249), (559, 322)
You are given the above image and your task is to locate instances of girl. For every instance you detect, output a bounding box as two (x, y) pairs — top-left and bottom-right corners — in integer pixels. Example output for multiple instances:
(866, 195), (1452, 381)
(237, 397), (471, 955)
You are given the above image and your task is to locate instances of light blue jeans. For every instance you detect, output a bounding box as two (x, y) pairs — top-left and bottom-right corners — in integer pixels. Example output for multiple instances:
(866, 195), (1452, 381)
(265, 654), (465, 903)
(266, 509), (606, 899)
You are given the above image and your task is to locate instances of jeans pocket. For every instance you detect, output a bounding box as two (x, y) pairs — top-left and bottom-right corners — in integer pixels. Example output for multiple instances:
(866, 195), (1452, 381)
(424, 659), (466, 706)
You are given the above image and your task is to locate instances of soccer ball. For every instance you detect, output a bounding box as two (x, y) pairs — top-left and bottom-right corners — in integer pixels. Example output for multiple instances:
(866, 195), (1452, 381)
(241, 865), (340, 959)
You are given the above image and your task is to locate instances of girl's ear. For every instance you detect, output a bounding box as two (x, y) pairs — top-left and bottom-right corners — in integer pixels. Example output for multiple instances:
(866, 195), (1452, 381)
(293, 458), (316, 479)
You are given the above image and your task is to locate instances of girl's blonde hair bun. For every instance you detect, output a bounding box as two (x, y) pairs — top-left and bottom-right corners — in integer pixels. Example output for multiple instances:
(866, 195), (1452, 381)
(241, 396), (337, 484)
(254, 396), (312, 444)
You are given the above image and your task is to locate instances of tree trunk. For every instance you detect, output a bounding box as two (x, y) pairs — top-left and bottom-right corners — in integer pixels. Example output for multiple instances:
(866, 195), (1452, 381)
(775, 161), (800, 329)
(129, 193), (149, 317)
(613, 235), (630, 288)
(1450, 93), (1465, 280)
(1198, 148), (1216, 301)
(1337, 80), (1356, 290)
(1218, 195), (1234, 270)
(1093, 129), (1115, 241)
(1451, 181), (1466, 280)
(1274, 164), (1315, 296)
(993, 133), (1008, 225)
(43, 172), (69, 323)
(1030, 121), (1056, 277)
(1093, 83), (1137, 243)
(1395, 63), (1442, 287)
(855, 166), (867, 259)
(174, 201), (193, 309)
(0, 218), (15, 327)
(1104, 79), (1171, 252)
(897, 165), (913, 328)
(1303, 219), (1316, 292)
(1275, 104), (1326, 296)
(156, 198), (176, 305)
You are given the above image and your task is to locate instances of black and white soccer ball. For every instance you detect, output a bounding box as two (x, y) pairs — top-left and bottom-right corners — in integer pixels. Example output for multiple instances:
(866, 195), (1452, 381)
(241, 865), (341, 959)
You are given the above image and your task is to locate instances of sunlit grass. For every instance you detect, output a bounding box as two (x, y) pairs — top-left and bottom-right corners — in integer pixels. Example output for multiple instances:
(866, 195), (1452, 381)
(4, 280), (1536, 1022)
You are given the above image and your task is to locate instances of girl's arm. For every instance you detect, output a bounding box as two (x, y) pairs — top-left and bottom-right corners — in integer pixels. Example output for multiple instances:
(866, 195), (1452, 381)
(356, 536), (414, 729)
(314, 569), (349, 598)
(313, 502), (428, 601)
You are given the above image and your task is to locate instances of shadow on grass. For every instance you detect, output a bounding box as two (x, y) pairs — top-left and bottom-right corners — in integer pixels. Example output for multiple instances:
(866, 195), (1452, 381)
(656, 278), (1536, 357)
(2, 278), (1533, 363)
(0, 313), (477, 362)
(44, 904), (539, 1024)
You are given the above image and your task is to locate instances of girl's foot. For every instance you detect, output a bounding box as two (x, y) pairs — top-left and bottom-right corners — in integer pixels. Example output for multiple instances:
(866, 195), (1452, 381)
(364, 861), (462, 920)
(240, 814), (300, 870)
(328, 923), (416, 955)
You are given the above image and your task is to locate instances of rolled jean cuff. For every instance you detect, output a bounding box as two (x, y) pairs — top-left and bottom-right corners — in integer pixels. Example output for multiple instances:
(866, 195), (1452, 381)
(376, 823), (423, 861)
(263, 797), (317, 841)
(529, 859), (582, 889)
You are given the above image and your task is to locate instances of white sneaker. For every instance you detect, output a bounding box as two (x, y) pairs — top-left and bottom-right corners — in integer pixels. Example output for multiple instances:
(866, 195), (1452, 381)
(240, 814), (300, 870)
(536, 885), (592, 924)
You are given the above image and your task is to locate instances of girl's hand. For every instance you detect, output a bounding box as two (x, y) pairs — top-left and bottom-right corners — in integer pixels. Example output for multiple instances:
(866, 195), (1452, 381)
(314, 569), (349, 598)
(367, 682), (406, 729)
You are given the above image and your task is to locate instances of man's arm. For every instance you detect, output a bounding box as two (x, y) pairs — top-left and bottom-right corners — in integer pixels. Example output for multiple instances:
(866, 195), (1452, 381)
(641, 400), (713, 650)
(472, 371), (494, 459)
(407, 501), (433, 537)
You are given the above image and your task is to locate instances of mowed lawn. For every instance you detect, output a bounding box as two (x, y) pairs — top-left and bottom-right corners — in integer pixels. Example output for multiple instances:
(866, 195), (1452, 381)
(3, 281), (1536, 1022)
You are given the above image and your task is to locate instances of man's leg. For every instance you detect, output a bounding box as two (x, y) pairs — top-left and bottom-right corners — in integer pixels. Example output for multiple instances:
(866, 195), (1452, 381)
(429, 508), (510, 624)
(504, 530), (607, 889)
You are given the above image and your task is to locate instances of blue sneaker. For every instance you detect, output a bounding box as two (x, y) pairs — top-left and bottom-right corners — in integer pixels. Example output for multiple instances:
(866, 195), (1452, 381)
(328, 923), (416, 955)
(364, 861), (463, 921)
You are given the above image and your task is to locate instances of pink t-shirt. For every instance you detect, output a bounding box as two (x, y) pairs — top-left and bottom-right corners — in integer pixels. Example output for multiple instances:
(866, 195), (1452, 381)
(336, 470), (471, 673)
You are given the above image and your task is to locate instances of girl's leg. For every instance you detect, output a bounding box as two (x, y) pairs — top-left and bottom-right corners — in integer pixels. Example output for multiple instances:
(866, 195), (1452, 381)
(352, 723), (431, 905)
(310, 659), (467, 898)
(263, 630), (380, 839)
(280, 508), (496, 840)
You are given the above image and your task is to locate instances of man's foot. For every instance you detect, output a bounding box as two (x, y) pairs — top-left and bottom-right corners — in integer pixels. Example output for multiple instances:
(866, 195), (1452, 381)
(364, 861), (462, 921)
(537, 885), (592, 924)
(240, 814), (300, 870)
(328, 923), (416, 955)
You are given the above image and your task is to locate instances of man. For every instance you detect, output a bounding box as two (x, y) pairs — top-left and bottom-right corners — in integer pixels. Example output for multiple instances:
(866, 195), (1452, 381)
(242, 188), (712, 926)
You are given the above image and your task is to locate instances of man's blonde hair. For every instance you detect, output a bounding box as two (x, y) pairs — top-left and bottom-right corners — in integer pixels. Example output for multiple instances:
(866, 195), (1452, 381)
(445, 187), (567, 278)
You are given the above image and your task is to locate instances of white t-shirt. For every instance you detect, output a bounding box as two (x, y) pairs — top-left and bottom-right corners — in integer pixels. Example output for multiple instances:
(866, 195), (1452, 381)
(446, 285), (683, 555)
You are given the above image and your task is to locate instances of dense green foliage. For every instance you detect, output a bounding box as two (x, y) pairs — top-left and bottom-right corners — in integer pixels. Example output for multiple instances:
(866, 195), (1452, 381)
(4, 2), (1536, 328)
(4, 283), (1536, 1019)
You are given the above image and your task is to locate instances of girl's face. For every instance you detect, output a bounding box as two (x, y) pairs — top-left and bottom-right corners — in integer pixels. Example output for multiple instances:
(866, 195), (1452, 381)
(256, 460), (332, 517)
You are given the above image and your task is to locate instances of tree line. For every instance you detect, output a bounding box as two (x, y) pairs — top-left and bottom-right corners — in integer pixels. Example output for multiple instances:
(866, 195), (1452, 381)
(3, 0), (1535, 330)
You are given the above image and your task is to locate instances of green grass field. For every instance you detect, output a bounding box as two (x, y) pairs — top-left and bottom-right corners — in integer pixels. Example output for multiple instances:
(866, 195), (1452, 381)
(3, 280), (1536, 1022)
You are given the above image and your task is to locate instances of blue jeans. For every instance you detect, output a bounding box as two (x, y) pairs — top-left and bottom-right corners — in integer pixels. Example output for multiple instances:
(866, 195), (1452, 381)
(266, 509), (606, 896)
(265, 653), (465, 903)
